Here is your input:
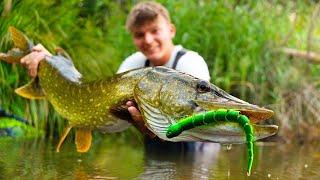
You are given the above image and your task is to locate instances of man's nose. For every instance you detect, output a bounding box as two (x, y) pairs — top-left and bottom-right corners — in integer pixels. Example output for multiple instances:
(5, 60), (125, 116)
(144, 33), (154, 44)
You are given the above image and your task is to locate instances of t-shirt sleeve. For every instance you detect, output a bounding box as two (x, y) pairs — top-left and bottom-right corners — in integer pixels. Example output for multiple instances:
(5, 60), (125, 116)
(117, 52), (146, 74)
(175, 51), (211, 81)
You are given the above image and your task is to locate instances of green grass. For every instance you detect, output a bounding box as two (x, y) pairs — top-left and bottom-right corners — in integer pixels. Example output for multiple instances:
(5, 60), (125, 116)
(1, 0), (320, 142)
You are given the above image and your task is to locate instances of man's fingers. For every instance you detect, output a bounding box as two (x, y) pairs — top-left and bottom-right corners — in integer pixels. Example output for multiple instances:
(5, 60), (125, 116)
(126, 100), (138, 107)
(128, 106), (145, 132)
(30, 52), (46, 76)
(29, 67), (37, 77)
(126, 101), (134, 107)
(20, 53), (31, 65)
(128, 106), (143, 122)
(20, 51), (45, 77)
(32, 44), (45, 51)
(20, 56), (26, 64)
(28, 60), (37, 77)
(127, 106), (156, 138)
(32, 44), (51, 55)
(21, 53), (36, 67)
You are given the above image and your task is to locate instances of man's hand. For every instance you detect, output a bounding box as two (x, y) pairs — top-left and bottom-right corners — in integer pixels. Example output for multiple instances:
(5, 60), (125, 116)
(21, 44), (51, 77)
(126, 101), (156, 138)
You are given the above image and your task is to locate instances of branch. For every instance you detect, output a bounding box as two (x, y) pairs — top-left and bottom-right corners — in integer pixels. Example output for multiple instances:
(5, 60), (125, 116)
(282, 47), (320, 64)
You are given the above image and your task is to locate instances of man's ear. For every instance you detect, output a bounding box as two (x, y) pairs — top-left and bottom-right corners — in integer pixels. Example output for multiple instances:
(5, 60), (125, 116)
(170, 23), (176, 38)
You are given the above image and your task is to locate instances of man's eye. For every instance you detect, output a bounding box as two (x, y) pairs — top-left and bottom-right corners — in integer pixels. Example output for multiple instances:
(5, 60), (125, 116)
(151, 28), (159, 34)
(134, 33), (144, 38)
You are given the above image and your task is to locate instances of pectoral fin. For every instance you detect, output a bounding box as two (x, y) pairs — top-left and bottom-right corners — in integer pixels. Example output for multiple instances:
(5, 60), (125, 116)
(75, 128), (92, 153)
(55, 47), (72, 61)
(15, 77), (45, 99)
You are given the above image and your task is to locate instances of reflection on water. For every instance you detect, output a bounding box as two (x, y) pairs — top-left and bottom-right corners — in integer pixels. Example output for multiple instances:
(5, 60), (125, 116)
(140, 141), (220, 180)
(0, 137), (319, 179)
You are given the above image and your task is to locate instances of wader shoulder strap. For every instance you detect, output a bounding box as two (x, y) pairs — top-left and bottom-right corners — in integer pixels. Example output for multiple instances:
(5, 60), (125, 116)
(172, 49), (187, 69)
(144, 58), (150, 67)
(144, 49), (187, 69)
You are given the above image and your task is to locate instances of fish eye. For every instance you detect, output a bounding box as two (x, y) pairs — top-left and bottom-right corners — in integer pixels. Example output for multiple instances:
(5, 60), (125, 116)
(196, 80), (211, 93)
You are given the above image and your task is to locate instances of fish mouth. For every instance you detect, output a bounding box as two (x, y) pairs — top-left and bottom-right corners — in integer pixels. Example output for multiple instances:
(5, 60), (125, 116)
(193, 100), (274, 123)
(187, 100), (278, 143)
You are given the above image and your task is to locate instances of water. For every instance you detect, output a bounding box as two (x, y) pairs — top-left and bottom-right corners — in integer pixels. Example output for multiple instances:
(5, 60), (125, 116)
(0, 137), (319, 179)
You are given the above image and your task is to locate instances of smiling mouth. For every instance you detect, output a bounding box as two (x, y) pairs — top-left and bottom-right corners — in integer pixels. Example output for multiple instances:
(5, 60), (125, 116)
(144, 45), (159, 53)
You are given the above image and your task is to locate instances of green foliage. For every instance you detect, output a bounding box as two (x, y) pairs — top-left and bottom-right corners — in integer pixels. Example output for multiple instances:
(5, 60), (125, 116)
(0, 117), (42, 137)
(1, 0), (320, 141)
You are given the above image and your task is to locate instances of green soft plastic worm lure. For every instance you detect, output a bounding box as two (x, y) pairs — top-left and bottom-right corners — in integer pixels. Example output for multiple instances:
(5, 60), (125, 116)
(166, 109), (254, 176)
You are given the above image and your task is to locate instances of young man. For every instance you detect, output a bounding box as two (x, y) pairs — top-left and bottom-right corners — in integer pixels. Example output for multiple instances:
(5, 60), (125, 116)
(20, 2), (212, 148)
(118, 2), (210, 138)
(118, 2), (210, 79)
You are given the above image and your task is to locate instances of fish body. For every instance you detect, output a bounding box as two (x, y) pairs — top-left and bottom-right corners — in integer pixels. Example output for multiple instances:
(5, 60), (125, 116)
(0, 27), (278, 153)
(37, 58), (141, 130)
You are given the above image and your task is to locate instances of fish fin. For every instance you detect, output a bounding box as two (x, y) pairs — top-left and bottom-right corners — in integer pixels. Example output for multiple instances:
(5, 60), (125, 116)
(0, 27), (32, 64)
(97, 104), (132, 133)
(75, 128), (92, 153)
(55, 47), (72, 61)
(9, 26), (33, 51)
(15, 77), (45, 99)
(56, 125), (73, 152)
(0, 50), (24, 64)
(97, 120), (130, 133)
(134, 94), (173, 140)
(44, 55), (82, 83)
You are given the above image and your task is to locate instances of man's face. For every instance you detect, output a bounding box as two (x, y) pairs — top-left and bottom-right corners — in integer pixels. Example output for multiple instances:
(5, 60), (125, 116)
(131, 16), (176, 65)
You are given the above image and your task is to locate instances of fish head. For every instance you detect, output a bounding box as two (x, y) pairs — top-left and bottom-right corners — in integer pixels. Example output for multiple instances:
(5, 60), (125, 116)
(191, 81), (274, 123)
(135, 67), (277, 142)
(149, 67), (274, 123)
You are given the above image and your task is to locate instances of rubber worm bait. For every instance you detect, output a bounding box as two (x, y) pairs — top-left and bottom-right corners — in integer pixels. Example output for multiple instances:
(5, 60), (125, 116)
(166, 109), (254, 176)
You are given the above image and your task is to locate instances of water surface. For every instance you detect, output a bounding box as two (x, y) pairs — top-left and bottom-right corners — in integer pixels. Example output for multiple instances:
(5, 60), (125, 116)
(0, 136), (319, 179)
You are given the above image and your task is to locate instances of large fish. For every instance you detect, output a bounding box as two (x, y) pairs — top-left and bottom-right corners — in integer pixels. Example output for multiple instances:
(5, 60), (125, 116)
(0, 27), (278, 152)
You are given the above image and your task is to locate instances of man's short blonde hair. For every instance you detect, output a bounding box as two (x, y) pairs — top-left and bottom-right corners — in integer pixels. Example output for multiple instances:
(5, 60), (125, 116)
(126, 1), (171, 31)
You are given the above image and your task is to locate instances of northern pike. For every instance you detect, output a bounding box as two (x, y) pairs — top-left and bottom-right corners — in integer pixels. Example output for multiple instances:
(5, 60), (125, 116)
(0, 27), (278, 153)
